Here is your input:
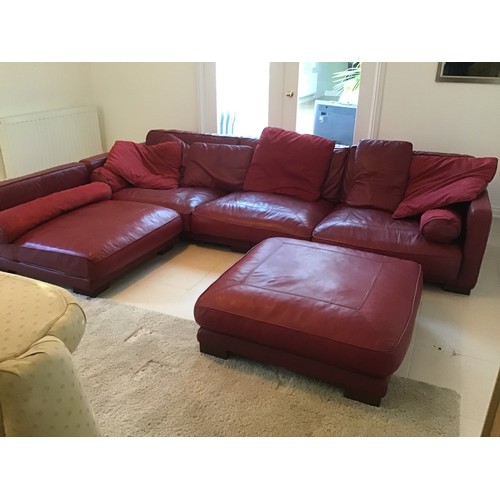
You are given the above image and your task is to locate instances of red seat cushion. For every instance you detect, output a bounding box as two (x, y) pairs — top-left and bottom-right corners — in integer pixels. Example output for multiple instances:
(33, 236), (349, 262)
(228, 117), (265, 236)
(312, 204), (462, 284)
(113, 186), (226, 231)
(243, 127), (334, 202)
(191, 191), (333, 244)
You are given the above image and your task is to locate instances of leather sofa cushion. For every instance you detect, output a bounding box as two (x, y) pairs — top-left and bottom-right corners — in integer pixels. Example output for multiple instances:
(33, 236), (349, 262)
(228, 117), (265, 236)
(0, 163), (89, 211)
(393, 153), (498, 218)
(191, 191), (333, 244)
(181, 143), (254, 191)
(104, 140), (182, 189)
(0, 182), (112, 244)
(419, 208), (462, 243)
(113, 186), (226, 231)
(143, 131), (190, 159)
(146, 129), (240, 146)
(243, 127), (334, 202)
(321, 147), (350, 203)
(312, 204), (462, 283)
(13, 201), (182, 279)
(343, 140), (413, 211)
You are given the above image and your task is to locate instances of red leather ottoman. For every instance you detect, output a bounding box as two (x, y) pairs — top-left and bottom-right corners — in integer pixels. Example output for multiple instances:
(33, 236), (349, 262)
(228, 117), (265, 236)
(194, 237), (423, 405)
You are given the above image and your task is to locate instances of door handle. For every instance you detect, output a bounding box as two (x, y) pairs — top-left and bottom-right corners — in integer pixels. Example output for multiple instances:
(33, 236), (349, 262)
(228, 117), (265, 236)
(285, 90), (295, 98)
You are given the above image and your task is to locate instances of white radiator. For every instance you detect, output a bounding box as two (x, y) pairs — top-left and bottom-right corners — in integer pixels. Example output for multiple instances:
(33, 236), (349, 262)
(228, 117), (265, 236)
(0, 106), (103, 178)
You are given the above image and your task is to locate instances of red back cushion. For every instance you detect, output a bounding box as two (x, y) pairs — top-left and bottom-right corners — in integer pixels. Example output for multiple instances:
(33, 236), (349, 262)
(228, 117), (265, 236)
(90, 166), (130, 192)
(181, 142), (254, 191)
(393, 154), (498, 218)
(321, 147), (351, 203)
(419, 208), (462, 244)
(146, 129), (240, 146)
(103, 140), (182, 189)
(343, 139), (413, 211)
(243, 127), (335, 202)
(0, 182), (112, 243)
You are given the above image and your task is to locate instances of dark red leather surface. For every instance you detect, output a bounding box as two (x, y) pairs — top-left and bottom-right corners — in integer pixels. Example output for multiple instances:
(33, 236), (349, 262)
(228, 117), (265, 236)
(0, 243), (16, 262)
(0, 182), (112, 243)
(90, 166), (130, 192)
(181, 142), (254, 191)
(393, 153), (498, 218)
(243, 127), (334, 202)
(444, 190), (493, 293)
(237, 137), (259, 149)
(146, 129), (241, 146)
(321, 147), (350, 203)
(113, 186), (225, 231)
(0, 163), (90, 211)
(103, 141), (182, 189)
(80, 152), (109, 171)
(312, 204), (462, 283)
(419, 208), (462, 244)
(13, 201), (182, 279)
(191, 192), (333, 244)
(194, 237), (422, 378)
(343, 140), (413, 211)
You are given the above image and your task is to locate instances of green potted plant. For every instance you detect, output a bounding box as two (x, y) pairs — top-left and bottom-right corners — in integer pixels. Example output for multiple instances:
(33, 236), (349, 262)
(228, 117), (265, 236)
(332, 62), (361, 104)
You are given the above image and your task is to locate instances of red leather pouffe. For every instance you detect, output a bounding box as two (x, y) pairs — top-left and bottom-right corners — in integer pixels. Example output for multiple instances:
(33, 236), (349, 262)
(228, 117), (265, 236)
(194, 237), (423, 406)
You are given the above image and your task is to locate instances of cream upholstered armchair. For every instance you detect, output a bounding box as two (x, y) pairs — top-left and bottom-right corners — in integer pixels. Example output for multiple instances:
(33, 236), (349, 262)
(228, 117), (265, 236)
(0, 272), (100, 437)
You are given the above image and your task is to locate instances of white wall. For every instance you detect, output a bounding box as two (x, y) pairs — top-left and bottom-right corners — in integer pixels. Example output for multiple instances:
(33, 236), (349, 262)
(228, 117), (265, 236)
(89, 63), (200, 149)
(377, 62), (500, 215)
(0, 62), (93, 179)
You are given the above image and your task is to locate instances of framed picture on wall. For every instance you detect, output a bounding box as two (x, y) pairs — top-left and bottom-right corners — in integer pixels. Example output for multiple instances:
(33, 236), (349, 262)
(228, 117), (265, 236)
(436, 62), (500, 84)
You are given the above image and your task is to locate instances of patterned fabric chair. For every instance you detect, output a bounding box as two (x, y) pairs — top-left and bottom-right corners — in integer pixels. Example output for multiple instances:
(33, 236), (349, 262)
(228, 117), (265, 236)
(0, 272), (100, 436)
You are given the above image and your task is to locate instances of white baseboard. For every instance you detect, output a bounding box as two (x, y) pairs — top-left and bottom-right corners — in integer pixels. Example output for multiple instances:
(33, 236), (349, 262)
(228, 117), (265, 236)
(492, 206), (500, 219)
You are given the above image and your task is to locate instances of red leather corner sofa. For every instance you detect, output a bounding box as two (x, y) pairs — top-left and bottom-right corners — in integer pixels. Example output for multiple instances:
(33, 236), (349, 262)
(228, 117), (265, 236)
(0, 127), (496, 296)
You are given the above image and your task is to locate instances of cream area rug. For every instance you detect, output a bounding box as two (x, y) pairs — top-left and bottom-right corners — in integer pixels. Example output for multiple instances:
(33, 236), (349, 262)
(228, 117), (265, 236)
(72, 298), (460, 437)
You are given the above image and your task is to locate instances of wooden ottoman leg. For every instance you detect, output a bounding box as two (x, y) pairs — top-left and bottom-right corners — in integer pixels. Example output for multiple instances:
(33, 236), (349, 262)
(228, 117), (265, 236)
(344, 388), (382, 407)
(197, 328), (229, 359)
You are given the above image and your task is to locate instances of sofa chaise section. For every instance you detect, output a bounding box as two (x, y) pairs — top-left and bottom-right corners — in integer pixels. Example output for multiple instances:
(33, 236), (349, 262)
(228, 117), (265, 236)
(0, 162), (183, 296)
(9, 200), (182, 296)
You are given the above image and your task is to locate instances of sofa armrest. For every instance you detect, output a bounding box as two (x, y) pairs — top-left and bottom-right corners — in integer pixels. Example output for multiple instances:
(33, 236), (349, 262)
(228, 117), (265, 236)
(444, 189), (493, 294)
(80, 153), (109, 172)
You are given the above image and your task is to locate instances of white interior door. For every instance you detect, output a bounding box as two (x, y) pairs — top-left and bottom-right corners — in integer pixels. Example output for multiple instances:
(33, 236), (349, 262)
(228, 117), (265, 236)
(271, 62), (386, 143)
(268, 62), (299, 130)
(197, 62), (385, 142)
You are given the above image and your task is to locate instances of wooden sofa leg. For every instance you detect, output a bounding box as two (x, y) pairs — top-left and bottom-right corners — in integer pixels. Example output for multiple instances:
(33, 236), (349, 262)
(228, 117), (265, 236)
(442, 284), (471, 295)
(199, 343), (229, 359)
(157, 244), (174, 255)
(343, 387), (382, 407)
(73, 284), (109, 298)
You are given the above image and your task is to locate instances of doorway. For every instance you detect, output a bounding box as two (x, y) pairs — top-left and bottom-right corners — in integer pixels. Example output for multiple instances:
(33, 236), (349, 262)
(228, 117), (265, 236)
(293, 62), (360, 146)
(197, 62), (385, 143)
